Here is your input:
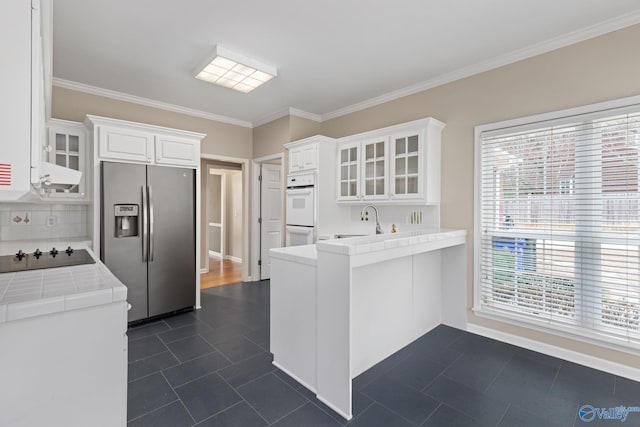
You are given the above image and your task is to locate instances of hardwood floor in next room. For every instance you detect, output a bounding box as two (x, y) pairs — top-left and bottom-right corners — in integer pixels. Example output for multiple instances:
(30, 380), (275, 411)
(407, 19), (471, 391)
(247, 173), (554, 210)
(201, 257), (242, 289)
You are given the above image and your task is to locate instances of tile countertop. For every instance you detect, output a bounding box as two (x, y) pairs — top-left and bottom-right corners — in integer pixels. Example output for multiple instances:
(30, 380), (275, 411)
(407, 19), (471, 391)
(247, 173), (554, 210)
(270, 229), (467, 264)
(316, 228), (467, 256)
(270, 244), (318, 265)
(0, 247), (127, 324)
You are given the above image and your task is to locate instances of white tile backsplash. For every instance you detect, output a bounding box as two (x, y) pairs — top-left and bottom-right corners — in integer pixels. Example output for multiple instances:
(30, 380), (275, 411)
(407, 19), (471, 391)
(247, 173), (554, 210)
(345, 205), (439, 235)
(0, 203), (88, 242)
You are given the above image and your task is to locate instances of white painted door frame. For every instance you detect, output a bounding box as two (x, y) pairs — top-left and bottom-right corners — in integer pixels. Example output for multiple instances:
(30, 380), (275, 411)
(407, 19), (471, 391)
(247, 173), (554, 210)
(200, 153), (250, 282)
(251, 153), (285, 282)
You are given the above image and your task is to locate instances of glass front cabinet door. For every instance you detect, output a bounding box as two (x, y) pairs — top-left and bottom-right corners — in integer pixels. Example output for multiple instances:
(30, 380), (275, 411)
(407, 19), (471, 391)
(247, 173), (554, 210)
(391, 130), (422, 200)
(337, 141), (360, 201)
(361, 137), (388, 200)
(46, 120), (87, 200)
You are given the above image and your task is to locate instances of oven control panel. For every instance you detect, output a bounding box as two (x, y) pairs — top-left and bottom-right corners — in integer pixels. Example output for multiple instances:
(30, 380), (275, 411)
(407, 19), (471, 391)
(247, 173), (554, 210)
(287, 173), (315, 188)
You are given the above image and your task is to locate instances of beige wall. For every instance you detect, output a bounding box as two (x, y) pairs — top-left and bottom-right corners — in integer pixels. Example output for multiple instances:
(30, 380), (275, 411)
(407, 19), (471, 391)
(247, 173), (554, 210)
(52, 86), (253, 159)
(252, 115), (290, 159)
(318, 24), (640, 368)
(252, 115), (322, 160)
(290, 116), (321, 141)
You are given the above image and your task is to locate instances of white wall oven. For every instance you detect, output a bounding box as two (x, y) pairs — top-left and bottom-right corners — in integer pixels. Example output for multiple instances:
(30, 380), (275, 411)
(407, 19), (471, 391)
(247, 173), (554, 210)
(285, 172), (315, 246)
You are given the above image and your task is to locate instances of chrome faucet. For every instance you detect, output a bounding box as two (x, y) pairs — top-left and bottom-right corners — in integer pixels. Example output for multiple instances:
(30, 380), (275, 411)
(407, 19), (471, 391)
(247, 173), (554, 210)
(361, 205), (383, 234)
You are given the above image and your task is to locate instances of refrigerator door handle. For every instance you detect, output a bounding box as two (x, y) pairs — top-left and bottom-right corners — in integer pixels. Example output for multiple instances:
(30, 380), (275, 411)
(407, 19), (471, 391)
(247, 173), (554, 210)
(141, 185), (148, 262)
(148, 185), (154, 262)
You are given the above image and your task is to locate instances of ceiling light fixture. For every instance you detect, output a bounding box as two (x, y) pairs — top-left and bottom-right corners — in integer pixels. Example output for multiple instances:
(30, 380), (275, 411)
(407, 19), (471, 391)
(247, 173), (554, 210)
(194, 45), (277, 93)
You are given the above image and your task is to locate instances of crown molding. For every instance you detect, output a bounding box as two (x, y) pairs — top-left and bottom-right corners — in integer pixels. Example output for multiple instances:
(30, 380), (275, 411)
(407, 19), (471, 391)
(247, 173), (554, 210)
(288, 108), (322, 123)
(320, 10), (640, 122)
(252, 107), (321, 128)
(52, 78), (253, 128)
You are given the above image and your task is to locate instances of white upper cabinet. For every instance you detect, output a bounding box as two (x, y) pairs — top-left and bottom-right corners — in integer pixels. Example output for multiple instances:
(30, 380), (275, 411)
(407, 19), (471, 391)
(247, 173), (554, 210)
(86, 115), (205, 168)
(155, 135), (199, 166)
(45, 119), (88, 200)
(288, 143), (317, 173)
(0, 0), (46, 201)
(98, 126), (154, 163)
(335, 118), (444, 205)
(337, 141), (360, 201)
(361, 137), (388, 200)
(390, 130), (422, 200)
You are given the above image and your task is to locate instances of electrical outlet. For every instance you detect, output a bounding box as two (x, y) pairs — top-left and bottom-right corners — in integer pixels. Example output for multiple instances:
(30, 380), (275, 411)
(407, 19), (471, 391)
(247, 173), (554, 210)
(46, 215), (57, 227)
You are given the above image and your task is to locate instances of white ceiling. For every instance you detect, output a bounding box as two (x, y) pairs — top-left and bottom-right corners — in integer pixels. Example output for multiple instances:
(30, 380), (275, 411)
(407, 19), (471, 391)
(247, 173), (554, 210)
(53, 0), (640, 127)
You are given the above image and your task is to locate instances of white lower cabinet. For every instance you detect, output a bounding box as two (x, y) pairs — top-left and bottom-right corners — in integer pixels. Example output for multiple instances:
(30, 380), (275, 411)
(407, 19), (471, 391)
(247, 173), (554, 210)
(0, 300), (128, 426)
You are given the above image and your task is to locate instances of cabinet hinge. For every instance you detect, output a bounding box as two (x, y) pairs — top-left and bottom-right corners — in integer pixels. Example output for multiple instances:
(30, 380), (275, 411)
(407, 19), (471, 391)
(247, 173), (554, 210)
(258, 260), (262, 266)
(258, 175), (262, 182)
(258, 217), (262, 224)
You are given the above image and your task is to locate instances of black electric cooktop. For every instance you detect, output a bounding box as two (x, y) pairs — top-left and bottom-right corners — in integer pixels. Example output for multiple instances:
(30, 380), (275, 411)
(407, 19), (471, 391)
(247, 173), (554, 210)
(0, 248), (96, 274)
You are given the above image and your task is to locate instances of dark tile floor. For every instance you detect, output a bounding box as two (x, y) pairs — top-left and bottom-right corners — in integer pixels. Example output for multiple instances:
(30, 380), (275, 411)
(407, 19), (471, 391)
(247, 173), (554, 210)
(127, 281), (640, 426)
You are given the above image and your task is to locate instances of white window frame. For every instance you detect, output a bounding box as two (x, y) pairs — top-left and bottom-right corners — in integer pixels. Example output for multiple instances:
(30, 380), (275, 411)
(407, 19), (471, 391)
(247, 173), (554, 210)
(474, 94), (640, 354)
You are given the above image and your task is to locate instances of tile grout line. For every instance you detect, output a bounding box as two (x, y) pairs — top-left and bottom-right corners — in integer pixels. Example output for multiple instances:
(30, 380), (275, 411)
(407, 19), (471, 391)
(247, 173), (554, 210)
(126, 396), (181, 424)
(160, 370), (198, 425)
(481, 352), (513, 394)
(160, 351), (225, 388)
(419, 402), (442, 427)
(495, 403), (511, 427)
(358, 386), (431, 427)
(217, 371), (273, 426)
(193, 400), (246, 425)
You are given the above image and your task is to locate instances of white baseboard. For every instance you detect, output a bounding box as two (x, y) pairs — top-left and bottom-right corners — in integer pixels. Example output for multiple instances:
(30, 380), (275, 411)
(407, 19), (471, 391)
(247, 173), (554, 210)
(208, 250), (221, 258)
(467, 323), (640, 382)
(315, 395), (352, 421)
(272, 361), (317, 393)
(199, 267), (209, 274)
(224, 255), (242, 263)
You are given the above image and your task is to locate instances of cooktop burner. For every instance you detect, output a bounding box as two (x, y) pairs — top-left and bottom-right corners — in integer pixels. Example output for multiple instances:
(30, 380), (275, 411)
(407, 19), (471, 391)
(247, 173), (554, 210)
(0, 247), (96, 274)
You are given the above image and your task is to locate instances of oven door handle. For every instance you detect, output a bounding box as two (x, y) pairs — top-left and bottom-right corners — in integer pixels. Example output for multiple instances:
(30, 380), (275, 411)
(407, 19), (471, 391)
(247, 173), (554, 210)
(286, 189), (313, 196)
(286, 226), (314, 235)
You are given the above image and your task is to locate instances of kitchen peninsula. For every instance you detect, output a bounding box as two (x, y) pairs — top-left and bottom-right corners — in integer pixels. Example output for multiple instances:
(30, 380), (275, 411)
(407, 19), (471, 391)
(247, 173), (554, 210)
(270, 228), (467, 420)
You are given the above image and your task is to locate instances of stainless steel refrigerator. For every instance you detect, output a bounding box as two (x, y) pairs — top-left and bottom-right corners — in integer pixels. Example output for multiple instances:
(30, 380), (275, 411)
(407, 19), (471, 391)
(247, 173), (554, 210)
(101, 161), (196, 322)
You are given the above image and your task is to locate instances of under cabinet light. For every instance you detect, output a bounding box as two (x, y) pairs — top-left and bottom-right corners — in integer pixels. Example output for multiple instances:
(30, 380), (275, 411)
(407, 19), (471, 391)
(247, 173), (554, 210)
(194, 45), (277, 93)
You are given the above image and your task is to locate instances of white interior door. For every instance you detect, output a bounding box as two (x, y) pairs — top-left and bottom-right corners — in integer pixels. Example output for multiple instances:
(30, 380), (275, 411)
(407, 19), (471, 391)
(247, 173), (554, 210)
(260, 163), (283, 279)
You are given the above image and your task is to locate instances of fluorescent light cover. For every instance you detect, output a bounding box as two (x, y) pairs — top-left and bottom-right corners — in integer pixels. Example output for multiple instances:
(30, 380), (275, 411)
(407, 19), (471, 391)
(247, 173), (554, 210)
(195, 45), (277, 93)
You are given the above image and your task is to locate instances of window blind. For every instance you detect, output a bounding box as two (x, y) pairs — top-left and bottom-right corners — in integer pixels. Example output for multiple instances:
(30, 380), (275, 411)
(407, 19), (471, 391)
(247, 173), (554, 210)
(478, 105), (640, 348)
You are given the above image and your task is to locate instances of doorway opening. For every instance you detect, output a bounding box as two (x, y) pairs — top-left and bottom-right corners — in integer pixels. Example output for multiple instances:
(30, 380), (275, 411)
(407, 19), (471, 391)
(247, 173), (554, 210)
(200, 157), (247, 289)
(251, 154), (285, 281)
